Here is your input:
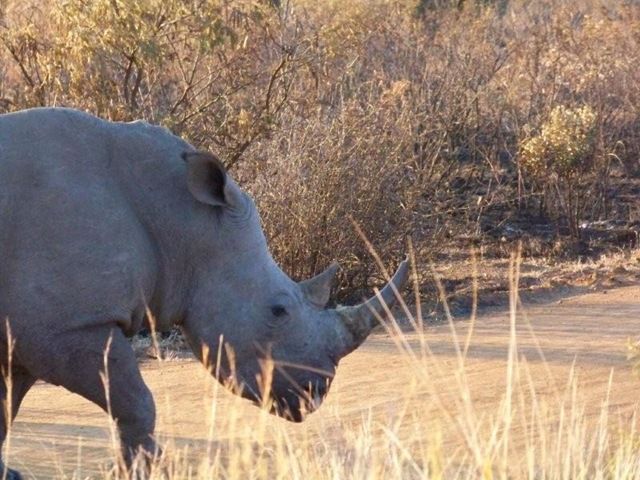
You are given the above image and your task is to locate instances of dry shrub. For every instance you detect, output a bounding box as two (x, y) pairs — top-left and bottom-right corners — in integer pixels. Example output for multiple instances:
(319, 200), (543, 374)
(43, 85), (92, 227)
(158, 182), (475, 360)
(248, 87), (416, 295)
(1, 0), (640, 296)
(0, 0), (293, 161)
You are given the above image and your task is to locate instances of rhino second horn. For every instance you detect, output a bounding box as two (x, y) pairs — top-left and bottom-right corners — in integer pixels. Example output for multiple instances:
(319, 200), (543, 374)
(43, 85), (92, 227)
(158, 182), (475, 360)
(300, 262), (339, 308)
(337, 257), (410, 352)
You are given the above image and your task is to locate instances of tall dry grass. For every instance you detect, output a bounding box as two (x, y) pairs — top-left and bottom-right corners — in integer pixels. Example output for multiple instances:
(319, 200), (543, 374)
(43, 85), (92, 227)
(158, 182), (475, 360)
(4, 252), (640, 479)
(122, 254), (640, 478)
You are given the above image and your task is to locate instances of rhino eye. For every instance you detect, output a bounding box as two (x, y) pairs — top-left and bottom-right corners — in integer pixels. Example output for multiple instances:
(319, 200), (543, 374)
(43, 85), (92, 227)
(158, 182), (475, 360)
(271, 305), (288, 317)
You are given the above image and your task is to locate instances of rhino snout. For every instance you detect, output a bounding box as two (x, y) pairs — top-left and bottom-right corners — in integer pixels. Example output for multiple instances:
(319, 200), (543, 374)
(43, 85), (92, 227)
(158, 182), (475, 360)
(269, 376), (331, 423)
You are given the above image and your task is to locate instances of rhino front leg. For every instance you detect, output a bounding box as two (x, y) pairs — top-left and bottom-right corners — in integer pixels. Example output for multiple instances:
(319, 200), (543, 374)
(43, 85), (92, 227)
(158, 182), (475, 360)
(40, 326), (158, 468)
(0, 367), (37, 480)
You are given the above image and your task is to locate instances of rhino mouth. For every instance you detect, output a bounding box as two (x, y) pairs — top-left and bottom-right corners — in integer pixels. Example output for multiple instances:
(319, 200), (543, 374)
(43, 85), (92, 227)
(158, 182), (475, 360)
(231, 378), (325, 422)
(258, 374), (330, 423)
(270, 386), (326, 423)
(271, 395), (305, 422)
(227, 359), (334, 422)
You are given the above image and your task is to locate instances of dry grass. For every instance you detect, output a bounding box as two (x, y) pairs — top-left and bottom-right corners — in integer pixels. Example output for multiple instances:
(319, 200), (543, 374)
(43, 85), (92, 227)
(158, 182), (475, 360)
(121, 255), (640, 479)
(6, 253), (640, 478)
(131, 331), (190, 362)
(428, 246), (640, 317)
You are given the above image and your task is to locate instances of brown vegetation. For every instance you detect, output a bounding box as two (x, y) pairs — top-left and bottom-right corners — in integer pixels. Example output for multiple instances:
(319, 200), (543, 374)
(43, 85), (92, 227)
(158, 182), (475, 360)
(1, 0), (639, 298)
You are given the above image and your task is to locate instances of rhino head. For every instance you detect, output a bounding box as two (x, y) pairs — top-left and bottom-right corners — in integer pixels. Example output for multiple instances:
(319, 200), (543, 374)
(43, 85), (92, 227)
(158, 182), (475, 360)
(179, 152), (409, 422)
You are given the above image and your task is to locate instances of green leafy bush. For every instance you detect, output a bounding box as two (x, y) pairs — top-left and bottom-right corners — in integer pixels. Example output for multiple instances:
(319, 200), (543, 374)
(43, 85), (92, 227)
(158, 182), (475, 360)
(520, 105), (597, 179)
(519, 105), (600, 238)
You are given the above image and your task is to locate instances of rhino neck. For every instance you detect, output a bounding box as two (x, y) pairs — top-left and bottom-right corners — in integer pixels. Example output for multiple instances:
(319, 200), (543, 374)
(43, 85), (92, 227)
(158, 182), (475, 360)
(108, 123), (201, 331)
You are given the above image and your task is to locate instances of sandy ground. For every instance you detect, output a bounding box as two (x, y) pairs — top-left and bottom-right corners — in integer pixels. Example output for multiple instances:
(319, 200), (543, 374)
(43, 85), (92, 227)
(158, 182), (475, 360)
(6, 285), (640, 478)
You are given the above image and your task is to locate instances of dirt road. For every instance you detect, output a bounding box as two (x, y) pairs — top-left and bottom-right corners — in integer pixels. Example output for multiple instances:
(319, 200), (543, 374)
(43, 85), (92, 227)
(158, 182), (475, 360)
(7, 286), (640, 478)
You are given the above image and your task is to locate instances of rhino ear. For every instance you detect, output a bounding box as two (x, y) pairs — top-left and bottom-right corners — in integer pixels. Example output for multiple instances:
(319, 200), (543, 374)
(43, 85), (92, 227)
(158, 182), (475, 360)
(182, 151), (241, 208)
(300, 262), (339, 308)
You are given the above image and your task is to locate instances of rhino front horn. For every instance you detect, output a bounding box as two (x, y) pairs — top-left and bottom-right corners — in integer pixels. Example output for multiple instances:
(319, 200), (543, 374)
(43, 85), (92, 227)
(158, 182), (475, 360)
(337, 257), (410, 353)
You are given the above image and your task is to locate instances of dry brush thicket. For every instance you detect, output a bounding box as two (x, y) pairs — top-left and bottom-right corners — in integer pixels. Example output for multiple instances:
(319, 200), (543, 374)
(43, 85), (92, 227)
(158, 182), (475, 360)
(1, 0), (639, 296)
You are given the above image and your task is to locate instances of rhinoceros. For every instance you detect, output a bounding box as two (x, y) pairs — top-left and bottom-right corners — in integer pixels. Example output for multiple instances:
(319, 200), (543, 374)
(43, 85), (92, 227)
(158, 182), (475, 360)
(0, 107), (408, 477)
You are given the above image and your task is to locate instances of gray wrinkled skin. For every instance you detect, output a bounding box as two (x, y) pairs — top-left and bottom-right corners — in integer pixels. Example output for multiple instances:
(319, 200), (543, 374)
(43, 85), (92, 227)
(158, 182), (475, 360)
(0, 108), (408, 474)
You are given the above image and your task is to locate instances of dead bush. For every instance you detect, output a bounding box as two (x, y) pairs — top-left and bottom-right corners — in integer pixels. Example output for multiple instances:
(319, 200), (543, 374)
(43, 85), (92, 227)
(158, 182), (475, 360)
(1, 0), (639, 297)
